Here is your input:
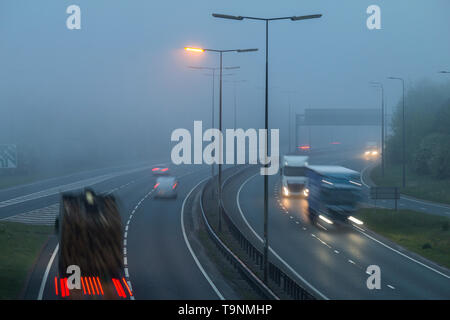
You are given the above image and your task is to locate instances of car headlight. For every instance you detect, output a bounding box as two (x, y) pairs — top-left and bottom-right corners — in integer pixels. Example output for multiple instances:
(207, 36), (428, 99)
(371, 151), (378, 155)
(303, 188), (309, 197)
(283, 186), (289, 196)
(364, 151), (370, 155)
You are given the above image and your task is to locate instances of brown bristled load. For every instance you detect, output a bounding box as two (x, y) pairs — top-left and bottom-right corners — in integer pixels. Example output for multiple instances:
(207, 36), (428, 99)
(56, 189), (124, 299)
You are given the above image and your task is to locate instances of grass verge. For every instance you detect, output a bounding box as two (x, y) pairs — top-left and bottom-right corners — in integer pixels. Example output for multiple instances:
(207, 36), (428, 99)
(358, 208), (450, 269)
(0, 221), (52, 299)
(370, 164), (450, 205)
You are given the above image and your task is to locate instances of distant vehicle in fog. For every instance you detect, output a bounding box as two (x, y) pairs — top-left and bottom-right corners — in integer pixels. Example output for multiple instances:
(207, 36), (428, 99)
(306, 165), (363, 226)
(154, 176), (178, 198)
(364, 141), (379, 160)
(152, 166), (170, 175)
(280, 155), (309, 198)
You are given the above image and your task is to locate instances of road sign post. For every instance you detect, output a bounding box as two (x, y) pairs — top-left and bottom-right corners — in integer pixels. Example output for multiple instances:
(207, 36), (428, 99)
(370, 186), (400, 211)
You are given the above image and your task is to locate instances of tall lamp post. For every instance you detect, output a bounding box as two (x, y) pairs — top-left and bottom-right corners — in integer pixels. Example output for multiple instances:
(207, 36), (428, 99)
(225, 79), (247, 166)
(369, 81), (385, 177)
(387, 76), (406, 188)
(282, 90), (298, 154)
(188, 65), (240, 178)
(212, 12), (322, 283)
(185, 47), (258, 231)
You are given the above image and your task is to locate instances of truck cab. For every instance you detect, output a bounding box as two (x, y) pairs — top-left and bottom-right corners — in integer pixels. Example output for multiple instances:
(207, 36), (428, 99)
(305, 165), (363, 226)
(280, 155), (309, 198)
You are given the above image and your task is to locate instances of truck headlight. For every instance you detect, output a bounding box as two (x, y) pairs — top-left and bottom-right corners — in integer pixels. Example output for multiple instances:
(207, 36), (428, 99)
(348, 216), (364, 225)
(303, 188), (309, 197)
(319, 215), (333, 225)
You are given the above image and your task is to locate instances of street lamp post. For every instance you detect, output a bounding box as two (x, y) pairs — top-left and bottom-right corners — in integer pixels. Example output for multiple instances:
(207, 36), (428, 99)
(388, 76), (406, 188)
(188, 65), (240, 179)
(212, 12), (322, 283)
(185, 47), (258, 231)
(370, 81), (385, 177)
(282, 90), (297, 154)
(225, 79), (247, 165)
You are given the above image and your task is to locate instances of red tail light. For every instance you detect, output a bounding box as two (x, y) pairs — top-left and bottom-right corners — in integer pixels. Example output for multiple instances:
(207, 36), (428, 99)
(172, 183), (177, 189)
(152, 168), (160, 171)
(161, 168), (169, 172)
(154, 183), (160, 189)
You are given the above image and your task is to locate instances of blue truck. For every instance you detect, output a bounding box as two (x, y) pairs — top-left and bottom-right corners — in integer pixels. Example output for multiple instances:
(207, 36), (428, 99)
(305, 165), (364, 226)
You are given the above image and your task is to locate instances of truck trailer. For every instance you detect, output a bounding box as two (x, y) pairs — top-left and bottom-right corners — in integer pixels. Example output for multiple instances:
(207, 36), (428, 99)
(305, 165), (364, 226)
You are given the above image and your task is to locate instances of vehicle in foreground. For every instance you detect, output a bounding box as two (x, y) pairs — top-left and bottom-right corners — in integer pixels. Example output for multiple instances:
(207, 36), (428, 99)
(306, 165), (363, 226)
(55, 189), (131, 299)
(280, 155), (309, 198)
(154, 176), (178, 198)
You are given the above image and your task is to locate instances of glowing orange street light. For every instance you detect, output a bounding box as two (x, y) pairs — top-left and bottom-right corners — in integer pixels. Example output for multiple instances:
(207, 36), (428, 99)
(184, 47), (205, 53)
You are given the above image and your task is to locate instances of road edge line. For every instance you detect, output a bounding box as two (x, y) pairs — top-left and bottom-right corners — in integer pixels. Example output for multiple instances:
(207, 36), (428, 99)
(37, 243), (59, 300)
(181, 177), (225, 300)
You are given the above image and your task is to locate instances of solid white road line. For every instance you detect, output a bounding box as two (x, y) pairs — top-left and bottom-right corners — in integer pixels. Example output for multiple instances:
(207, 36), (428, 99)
(181, 177), (225, 300)
(355, 229), (450, 279)
(236, 173), (329, 300)
(37, 244), (59, 300)
(361, 164), (450, 216)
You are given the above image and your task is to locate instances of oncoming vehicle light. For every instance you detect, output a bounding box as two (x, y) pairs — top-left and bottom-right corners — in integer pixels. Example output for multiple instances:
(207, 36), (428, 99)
(303, 188), (309, 197)
(318, 215), (333, 225)
(371, 151), (378, 155)
(348, 216), (364, 225)
(283, 186), (289, 196)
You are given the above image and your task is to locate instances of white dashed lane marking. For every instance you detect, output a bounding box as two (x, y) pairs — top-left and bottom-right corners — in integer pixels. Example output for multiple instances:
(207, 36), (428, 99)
(122, 187), (155, 300)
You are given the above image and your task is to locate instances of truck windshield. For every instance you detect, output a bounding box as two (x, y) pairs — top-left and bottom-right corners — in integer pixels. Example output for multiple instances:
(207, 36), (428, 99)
(321, 189), (360, 205)
(284, 166), (306, 176)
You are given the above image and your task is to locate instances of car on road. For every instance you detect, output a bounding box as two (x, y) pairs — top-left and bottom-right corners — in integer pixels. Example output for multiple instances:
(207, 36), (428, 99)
(154, 176), (178, 198)
(152, 166), (170, 175)
(363, 141), (379, 160)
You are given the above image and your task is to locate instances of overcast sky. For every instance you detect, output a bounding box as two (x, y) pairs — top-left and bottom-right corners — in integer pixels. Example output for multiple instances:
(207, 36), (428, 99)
(1, 0), (449, 161)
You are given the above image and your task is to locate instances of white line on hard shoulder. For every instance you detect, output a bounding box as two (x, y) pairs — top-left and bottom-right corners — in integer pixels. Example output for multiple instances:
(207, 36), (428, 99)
(355, 229), (450, 279)
(37, 244), (59, 300)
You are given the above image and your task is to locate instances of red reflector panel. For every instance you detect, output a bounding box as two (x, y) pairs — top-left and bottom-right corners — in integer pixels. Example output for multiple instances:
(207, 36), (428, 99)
(60, 279), (66, 297)
(54, 277), (58, 296)
(96, 277), (104, 295)
(122, 278), (133, 296)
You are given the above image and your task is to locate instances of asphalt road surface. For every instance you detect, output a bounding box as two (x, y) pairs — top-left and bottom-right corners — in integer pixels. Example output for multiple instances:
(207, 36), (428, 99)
(221, 150), (450, 299)
(2, 162), (222, 300)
